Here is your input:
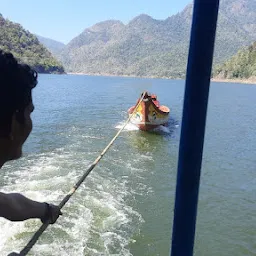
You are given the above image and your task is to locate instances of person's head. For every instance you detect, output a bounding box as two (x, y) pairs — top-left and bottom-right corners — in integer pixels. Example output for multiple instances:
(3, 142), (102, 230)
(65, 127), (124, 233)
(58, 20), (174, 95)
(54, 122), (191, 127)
(151, 94), (157, 100)
(0, 50), (37, 166)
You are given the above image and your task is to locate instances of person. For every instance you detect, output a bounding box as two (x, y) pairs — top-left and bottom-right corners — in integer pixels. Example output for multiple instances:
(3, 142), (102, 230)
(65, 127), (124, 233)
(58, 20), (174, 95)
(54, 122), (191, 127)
(0, 50), (61, 225)
(151, 94), (160, 107)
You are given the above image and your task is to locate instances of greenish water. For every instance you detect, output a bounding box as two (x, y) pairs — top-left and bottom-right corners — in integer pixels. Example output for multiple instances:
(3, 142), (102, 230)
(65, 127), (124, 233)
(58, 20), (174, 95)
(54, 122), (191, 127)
(0, 75), (255, 255)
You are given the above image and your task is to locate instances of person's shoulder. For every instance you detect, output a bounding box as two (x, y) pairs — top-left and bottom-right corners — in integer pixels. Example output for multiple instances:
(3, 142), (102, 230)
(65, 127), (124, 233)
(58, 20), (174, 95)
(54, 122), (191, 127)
(0, 191), (8, 198)
(0, 192), (8, 205)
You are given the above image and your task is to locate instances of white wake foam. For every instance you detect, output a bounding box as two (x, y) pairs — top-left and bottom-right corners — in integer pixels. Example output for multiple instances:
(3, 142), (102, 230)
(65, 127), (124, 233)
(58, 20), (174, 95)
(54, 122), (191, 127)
(0, 146), (143, 255)
(115, 122), (139, 131)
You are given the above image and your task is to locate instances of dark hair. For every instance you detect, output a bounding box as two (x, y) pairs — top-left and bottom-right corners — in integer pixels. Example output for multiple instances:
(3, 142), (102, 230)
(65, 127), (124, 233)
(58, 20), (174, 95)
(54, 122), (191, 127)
(0, 50), (38, 136)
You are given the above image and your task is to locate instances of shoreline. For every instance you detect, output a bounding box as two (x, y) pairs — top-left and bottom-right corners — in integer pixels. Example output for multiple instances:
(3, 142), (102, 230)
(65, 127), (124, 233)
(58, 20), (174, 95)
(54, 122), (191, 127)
(211, 77), (256, 85)
(66, 72), (173, 80)
(67, 72), (256, 85)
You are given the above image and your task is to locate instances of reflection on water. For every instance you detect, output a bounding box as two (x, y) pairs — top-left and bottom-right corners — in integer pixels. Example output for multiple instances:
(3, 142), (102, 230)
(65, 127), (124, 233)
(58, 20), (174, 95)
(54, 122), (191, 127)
(116, 117), (179, 153)
(1, 75), (255, 256)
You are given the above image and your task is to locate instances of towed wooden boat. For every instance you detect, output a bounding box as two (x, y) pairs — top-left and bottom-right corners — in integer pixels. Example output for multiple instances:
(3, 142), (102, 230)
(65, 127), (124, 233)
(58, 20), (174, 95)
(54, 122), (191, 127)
(128, 91), (170, 131)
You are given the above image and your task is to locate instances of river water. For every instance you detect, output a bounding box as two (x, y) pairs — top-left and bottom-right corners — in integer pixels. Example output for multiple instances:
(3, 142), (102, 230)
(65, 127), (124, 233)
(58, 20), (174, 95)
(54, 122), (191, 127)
(0, 75), (255, 255)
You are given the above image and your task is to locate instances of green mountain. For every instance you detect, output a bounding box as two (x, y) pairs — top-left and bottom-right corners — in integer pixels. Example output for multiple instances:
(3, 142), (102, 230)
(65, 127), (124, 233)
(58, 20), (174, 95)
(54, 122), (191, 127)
(0, 14), (65, 74)
(214, 41), (256, 79)
(36, 35), (65, 56)
(57, 0), (256, 78)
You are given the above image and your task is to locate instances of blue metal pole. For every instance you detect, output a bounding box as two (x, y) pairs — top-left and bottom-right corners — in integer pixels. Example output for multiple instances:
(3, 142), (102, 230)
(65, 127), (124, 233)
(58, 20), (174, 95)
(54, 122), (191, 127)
(171, 0), (219, 255)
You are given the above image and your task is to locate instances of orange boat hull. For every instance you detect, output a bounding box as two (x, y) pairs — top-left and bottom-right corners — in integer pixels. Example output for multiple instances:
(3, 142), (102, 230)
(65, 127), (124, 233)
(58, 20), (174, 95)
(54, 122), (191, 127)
(128, 92), (170, 131)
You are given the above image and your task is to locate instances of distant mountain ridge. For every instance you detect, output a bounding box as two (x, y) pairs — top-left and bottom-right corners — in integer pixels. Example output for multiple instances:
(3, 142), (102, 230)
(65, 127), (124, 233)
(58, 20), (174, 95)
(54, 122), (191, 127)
(0, 14), (65, 74)
(36, 35), (65, 55)
(53, 0), (256, 78)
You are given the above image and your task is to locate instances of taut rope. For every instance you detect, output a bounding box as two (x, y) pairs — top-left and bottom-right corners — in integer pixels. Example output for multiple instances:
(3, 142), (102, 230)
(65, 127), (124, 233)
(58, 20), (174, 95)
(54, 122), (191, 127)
(13, 91), (146, 256)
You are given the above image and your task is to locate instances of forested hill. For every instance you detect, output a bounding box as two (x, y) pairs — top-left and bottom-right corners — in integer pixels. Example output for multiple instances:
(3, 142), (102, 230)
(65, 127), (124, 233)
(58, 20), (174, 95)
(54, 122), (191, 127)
(214, 41), (256, 79)
(36, 35), (65, 55)
(56, 0), (256, 78)
(0, 14), (65, 74)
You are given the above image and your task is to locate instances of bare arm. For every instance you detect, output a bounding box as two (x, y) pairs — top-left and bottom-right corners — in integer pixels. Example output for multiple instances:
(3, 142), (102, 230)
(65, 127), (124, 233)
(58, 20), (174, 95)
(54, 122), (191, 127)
(0, 192), (60, 222)
(0, 192), (45, 221)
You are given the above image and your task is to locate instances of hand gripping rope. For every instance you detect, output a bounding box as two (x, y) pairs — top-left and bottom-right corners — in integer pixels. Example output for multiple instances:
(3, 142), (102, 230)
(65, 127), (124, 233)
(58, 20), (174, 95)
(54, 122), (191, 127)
(10, 91), (146, 256)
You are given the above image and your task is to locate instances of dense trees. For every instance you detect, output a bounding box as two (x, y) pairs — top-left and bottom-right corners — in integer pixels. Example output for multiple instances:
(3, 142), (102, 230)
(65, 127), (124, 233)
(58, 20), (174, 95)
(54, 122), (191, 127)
(2, 0), (255, 79)
(0, 14), (65, 74)
(214, 42), (256, 79)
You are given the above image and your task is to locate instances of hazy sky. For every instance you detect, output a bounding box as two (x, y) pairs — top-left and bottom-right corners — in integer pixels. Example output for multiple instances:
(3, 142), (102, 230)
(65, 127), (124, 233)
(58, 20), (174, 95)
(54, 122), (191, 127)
(1, 0), (191, 43)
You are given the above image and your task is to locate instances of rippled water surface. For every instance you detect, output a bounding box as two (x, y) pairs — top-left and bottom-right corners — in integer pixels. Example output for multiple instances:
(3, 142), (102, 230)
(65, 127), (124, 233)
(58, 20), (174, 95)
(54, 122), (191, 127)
(0, 75), (255, 255)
